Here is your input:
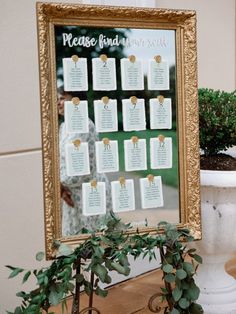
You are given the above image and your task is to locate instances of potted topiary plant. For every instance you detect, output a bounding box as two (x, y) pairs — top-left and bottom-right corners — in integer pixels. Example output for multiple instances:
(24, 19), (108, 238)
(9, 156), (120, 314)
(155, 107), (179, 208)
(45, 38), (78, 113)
(199, 88), (236, 170)
(193, 88), (236, 314)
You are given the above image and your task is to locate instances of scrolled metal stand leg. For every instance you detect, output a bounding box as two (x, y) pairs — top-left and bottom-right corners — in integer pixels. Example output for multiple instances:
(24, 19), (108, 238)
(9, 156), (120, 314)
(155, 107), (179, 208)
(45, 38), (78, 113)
(78, 271), (101, 314)
(72, 258), (81, 314)
(148, 292), (164, 313)
(148, 247), (170, 313)
(79, 307), (101, 314)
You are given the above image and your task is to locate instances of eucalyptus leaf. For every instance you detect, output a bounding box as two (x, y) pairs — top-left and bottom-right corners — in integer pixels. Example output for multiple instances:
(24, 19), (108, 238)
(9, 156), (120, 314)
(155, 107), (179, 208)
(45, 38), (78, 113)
(162, 264), (173, 273)
(35, 252), (45, 261)
(8, 268), (24, 279)
(22, 271), (31, 284)
(31, 293), (43, 304)
(57, 244), (73, 257)
(49, 289), (61, 306)
(178, 298), (190, 309)
(94, 246), (105, 258)
(187, 248), (196, 254)
(172, 286), (182, 302)
(104, 274), (112, 284)
(92, 264), (108, 283)
(16, 291), (26, 298)
(13, 307), (23, 314)
(176, 269), (187, 280)
(119, 253), (129, 267)
(193, 254), (203, 264)
(170, 309), (180, 314)
(67, 282), (75, 292)
(188, 283), (200, 301)
(6, 265), (19, 271)
(164, 273), (175, 283)
(44, 275), (48, 285)
(27, 304), (40, 311)
(110, 261), (130, 275)
(16, 307), (24, 314)
(189, 302), (204, 314)
(183, 262), (194, 275)
(95, 286), (108, 298)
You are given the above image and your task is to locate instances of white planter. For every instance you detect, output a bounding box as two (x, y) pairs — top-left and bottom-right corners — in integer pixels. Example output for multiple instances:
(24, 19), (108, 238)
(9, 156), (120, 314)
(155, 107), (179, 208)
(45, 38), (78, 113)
(194, 170), (236, 314)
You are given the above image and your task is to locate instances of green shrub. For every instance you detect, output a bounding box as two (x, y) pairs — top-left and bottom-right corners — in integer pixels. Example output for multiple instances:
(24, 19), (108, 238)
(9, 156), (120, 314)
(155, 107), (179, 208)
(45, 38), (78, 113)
(198, 88), (236, 156)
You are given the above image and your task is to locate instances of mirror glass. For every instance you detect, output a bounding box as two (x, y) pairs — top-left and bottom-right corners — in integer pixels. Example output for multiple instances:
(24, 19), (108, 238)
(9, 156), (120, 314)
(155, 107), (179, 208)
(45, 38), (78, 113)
(55, 26), (179, 237)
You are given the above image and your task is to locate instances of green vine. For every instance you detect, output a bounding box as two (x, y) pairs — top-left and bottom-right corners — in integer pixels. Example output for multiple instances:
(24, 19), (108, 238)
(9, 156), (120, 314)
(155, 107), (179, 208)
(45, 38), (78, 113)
(6, 216), (203, 314)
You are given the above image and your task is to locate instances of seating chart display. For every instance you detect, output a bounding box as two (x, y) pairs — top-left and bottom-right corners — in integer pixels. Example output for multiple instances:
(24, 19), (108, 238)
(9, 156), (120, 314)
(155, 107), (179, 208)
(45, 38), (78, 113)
(56, 25), (179, 223)
(37, 3), (201, 258)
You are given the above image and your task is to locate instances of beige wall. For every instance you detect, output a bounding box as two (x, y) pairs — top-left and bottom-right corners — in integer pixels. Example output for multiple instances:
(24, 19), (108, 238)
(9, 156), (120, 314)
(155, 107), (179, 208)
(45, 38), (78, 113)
(155, 0), (236, 91)
(0, 0), (235, 311)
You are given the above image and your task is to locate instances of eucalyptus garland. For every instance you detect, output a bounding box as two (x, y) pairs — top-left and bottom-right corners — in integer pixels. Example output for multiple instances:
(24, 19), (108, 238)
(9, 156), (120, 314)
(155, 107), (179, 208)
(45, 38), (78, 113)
(6, 215), (203, 314)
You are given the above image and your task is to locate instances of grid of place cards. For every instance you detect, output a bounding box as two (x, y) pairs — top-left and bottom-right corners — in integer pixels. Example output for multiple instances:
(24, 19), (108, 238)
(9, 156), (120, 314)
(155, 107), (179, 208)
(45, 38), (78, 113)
(62, 53), (174, 216)
(62, 55), (170, 93)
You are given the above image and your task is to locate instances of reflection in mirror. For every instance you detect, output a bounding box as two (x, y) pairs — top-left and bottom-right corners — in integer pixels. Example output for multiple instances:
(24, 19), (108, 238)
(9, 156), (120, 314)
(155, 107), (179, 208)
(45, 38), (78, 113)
(55, 27), (179, 237)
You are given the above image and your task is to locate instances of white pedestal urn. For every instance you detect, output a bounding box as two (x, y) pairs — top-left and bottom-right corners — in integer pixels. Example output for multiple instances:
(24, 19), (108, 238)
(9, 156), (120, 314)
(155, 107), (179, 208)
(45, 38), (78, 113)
(194, 170), (236, 314)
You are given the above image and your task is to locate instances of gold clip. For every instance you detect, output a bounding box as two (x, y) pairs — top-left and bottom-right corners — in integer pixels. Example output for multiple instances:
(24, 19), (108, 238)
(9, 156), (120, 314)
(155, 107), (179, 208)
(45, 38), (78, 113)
(71, 55), (79, 67)
(130, 96), (137, 109)
(72, 97), (80, 105)
(103, 138), (110, 145)
(154, 55), (162, 63)
(73, 139), (81, 149)
(158, 134), (165, 147)
(90, 180), (97, 190)
(100, 54), (108, 62)
(131, 136), (139, 148)
(128, 55), (136, 63)
(119, 176), (126, 188)
(101, 96), (109, 105)
(103, 138), (110, 150)
(157, 95), (164, 105)
(158, 134), (165, 142)
(147, 174), (155, 186)
(71, 55), (79, 62)
(130, 96), (137, 104)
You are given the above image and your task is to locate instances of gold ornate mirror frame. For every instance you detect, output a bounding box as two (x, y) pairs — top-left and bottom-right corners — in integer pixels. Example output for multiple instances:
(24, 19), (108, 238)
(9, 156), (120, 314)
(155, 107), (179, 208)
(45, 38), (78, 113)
(37, 2), (201, 259)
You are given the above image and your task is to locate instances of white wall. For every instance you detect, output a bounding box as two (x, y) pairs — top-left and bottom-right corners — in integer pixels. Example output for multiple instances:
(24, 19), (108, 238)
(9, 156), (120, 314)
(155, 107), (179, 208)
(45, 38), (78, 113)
(0, 0), (235, 312)
(155, 0), (236, 91)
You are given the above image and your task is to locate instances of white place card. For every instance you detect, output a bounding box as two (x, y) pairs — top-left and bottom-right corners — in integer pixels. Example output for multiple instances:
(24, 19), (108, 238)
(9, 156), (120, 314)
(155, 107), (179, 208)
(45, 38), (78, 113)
(94, 99), (118, 132)
(124, 138), (147, 171)
(148, 59), (169, 90)
(95, 140), (119, 173)
(120, 58), (144, 90)
(149, 98), (172, 129)
(111, 179), (135, 213)
(65, 142), (90, 176)
(122, 98), (146, 131)
(82, 182), (106, 216)
(92, 58), (117, 90)
(63, 58), (88, 91)
(64, 100), (89, 134)
(150, 137), (172, 169)
(140, 176), (164, 209)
